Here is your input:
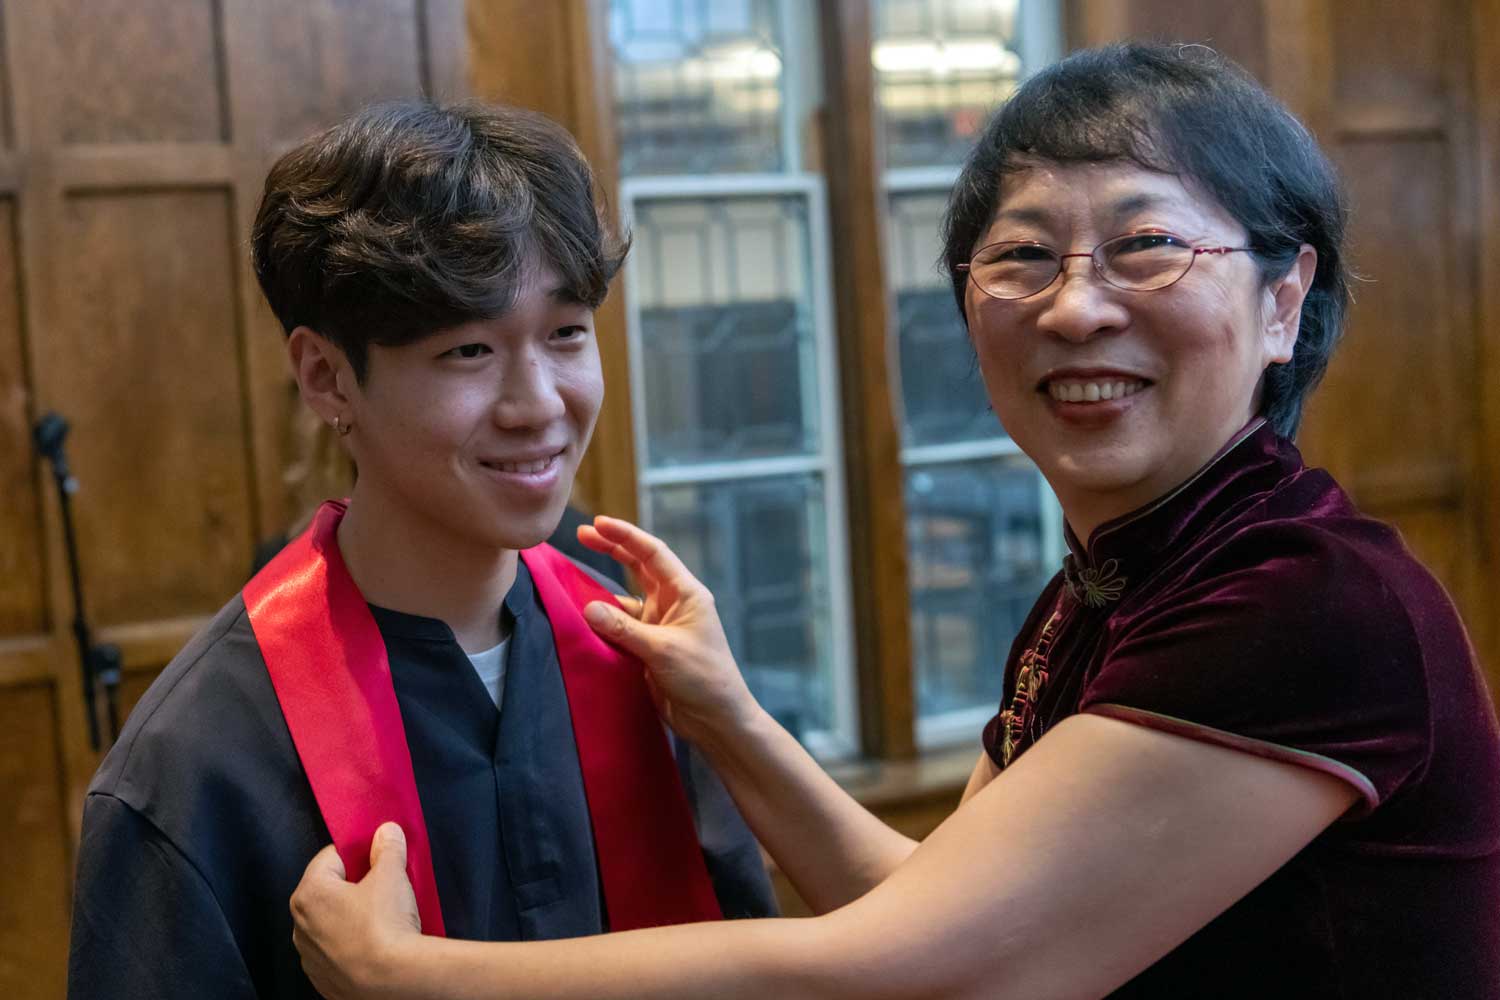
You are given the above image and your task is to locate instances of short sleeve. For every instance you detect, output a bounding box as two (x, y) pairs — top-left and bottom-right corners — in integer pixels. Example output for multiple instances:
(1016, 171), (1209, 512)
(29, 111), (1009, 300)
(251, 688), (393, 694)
(1079, 523), (1431, 815)
(68, 793), (257, 1000)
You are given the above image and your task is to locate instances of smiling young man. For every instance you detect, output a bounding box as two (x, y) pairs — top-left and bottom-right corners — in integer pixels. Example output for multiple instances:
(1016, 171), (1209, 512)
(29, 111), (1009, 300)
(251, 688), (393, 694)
(66, 101), (774, 999)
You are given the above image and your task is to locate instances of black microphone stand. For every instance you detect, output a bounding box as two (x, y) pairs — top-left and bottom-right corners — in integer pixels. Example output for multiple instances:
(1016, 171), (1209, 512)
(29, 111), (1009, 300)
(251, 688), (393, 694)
(33, 412), (120, 750)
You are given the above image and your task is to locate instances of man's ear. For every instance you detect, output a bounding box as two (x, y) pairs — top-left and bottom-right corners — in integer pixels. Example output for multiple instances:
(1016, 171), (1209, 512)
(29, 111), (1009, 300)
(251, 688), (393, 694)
(287, 326), (354, 428)
(1263, 244), (1317, 364)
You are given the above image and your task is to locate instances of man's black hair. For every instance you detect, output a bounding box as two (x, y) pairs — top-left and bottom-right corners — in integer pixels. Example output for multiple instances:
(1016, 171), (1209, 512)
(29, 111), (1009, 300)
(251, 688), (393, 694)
(252, 100), (628, 380)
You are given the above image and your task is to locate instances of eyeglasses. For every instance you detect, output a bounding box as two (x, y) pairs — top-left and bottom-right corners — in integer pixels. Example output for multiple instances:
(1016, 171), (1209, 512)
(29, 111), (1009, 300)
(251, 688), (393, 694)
(957, 231), (1254, 301)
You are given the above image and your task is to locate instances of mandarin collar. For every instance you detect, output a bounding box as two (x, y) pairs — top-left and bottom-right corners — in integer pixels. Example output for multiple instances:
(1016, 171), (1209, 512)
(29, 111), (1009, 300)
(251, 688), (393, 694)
(367, 558), (534, 641)
(1060, 419), (1300, 610)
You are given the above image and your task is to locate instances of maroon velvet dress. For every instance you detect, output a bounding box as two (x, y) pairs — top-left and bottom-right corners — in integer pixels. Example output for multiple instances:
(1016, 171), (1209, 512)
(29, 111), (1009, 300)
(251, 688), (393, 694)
(982, 420), (1500, 997)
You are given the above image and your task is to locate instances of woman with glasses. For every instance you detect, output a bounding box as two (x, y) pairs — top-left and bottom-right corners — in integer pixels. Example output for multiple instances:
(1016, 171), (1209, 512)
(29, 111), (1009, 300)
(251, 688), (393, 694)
(289, 43), (1500, 999)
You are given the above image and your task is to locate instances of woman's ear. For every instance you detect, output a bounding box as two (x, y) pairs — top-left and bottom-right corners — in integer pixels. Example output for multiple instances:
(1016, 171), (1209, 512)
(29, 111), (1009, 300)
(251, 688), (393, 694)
(1263, 245), (1318, 364)
(287, 326), (354, 429)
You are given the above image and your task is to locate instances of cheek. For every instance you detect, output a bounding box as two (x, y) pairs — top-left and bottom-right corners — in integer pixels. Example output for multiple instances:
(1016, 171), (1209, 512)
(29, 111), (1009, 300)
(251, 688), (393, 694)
(559, 353), (604, 425)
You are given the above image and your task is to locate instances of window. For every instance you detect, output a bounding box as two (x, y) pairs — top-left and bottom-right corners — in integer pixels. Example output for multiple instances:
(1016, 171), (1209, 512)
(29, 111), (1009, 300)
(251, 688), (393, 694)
(874, 0), (1064, 745)
(609, 0), (1061, 759)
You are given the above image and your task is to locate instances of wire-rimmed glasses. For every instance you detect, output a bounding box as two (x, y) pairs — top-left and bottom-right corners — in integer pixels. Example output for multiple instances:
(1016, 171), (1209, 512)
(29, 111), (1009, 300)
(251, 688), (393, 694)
(957, 231), (1254, 300)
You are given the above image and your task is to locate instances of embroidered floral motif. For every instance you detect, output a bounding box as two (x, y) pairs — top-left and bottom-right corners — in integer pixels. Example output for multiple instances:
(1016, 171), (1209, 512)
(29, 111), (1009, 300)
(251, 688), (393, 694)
(998, 610), (1061, 767)
(1065, 556), (1128, 608)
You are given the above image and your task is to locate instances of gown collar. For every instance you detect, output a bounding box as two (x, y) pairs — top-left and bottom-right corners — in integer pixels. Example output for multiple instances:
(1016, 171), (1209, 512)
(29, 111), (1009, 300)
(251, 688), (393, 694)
(1060, 418), (1301, 609)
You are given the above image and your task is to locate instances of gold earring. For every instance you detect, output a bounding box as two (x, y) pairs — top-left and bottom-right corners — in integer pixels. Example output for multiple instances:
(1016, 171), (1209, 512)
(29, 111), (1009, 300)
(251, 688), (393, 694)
(334, 415), (352, 437)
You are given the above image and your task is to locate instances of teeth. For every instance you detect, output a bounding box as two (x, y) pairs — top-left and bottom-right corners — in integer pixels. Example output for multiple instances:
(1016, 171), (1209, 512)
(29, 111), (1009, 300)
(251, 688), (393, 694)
(488, 455), (557, 474)
(1047, 379), (1146, 403)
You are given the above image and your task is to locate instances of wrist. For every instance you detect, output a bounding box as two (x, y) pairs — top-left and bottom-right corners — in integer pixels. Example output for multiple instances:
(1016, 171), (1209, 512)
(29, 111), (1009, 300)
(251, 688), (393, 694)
(693, 700), (779, 770)
(374, 932), (435, 999)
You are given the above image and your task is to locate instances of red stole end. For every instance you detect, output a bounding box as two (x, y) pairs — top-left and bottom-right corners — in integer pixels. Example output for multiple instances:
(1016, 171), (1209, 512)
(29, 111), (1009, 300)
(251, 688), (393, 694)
(243, 501), (722, 937)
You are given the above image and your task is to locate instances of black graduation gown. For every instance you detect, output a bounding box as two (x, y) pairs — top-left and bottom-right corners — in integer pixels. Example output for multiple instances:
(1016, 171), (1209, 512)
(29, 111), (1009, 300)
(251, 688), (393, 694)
(67, 561), (776, 999)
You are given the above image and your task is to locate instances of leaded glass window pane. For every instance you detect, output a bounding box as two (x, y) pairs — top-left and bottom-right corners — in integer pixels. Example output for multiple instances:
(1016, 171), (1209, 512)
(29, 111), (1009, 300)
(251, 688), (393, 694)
(904, 456), (1053, 716)
(887, 189), (994, 445)
(873, 0), (1025, 168)
(876, 0), (1064, 741)
(614, 0), (853, 755)
(632, 196), (821, 466)
(611, 0), (786, 176)
(650, 474), (834, 740)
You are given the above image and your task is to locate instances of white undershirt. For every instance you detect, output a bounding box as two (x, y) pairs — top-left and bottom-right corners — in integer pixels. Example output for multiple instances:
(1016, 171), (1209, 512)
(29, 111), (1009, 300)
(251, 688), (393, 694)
(466, 637), (509, 710)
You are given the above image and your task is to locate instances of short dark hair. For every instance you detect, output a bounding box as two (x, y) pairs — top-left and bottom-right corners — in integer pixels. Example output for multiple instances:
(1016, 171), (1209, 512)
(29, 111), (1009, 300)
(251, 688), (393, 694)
(252, 100), (628, 380)
(942, 43), (1350, 437)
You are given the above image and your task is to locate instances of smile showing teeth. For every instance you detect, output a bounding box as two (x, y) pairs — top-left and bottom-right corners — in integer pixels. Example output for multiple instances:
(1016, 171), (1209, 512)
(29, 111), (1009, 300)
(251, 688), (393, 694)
(484, 453), (560, 475)
(1047, 379), (1148, 403)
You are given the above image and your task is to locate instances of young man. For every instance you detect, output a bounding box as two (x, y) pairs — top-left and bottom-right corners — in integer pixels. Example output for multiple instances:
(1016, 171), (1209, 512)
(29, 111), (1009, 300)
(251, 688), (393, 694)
(67, 101), (775, 999)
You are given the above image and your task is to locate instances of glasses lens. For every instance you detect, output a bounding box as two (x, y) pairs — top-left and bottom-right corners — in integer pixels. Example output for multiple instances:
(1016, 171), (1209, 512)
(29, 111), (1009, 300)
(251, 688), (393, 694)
(1099, 233), (1195, 291)
(970, 243), (1060, 299)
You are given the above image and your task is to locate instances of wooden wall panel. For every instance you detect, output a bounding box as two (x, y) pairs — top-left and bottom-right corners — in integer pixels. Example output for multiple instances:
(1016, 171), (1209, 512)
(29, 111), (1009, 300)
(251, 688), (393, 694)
(1300, 140), (1463, 495)
(1296, 1), (1484, 656)
(0, 2), (467, 994)
(54, 0), (225, 144)
(0, 198), (43, 637)
(1473, 0), (1500, 674)
(46, 190), (252, 627)
(0, 685), (71, 999)
(1330, 1), (1444, 122)
(265, 0), (426, 142)
(1067, 0), (1268, 80)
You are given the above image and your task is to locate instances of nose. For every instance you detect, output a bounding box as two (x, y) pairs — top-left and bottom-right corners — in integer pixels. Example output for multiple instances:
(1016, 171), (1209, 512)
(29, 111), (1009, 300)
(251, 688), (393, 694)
(1034, 253), (1128, 343)
(492, 348), (566, 429)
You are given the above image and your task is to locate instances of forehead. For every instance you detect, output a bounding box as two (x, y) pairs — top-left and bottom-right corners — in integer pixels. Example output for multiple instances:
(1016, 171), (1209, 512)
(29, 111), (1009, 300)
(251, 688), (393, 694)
(990, 159), (1237, 234)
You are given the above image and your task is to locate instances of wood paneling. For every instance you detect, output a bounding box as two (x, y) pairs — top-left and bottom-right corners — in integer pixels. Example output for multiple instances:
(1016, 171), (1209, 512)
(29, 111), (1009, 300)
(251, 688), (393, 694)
(1067, 0), (1268, 79)
(265, 0), (425, 142)
(1330, 1), (1445, 122)
(0, 197), (42, 637)
(1473, 0), (1500, 673)
(0, 2), (468, 994)
(54, 0), (226, 145)
(0, 685), (70, 999)
(46, 190), (251, 626)
(820, 0), (915, 759)
(1301, 140), (1462, 479)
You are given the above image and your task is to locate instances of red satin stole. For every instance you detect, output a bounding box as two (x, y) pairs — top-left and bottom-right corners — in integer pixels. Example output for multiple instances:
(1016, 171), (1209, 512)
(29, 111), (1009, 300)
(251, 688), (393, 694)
(242, 500), (721, 936)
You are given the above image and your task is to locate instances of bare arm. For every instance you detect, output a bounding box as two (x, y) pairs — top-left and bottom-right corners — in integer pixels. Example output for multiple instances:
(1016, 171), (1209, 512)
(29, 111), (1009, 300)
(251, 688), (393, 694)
(293, 713), (1357, 1000)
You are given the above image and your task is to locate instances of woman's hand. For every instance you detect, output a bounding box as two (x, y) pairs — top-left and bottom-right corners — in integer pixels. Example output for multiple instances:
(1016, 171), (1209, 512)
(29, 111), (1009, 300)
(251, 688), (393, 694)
(578, 515), (763, 749)
(291, 823), (424, 1000)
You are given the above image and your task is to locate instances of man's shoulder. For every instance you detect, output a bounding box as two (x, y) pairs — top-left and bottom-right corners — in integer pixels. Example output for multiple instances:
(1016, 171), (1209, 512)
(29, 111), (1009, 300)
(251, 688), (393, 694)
(89, 592), (302, 826)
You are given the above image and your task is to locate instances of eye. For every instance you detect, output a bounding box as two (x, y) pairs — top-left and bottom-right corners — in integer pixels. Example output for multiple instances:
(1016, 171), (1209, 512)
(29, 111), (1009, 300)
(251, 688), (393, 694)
(998, 244), (1055, 262)
(552, 325), (589, 343)
(975, 242), (1056, 266)
(443, 343), (491, 360)
(1111, 232), (1188, 254)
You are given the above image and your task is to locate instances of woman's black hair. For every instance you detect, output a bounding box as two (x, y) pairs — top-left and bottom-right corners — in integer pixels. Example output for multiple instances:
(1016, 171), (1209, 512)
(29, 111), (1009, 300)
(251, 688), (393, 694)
(252, 100), (628, 381)
(942, 42), (1349, 437)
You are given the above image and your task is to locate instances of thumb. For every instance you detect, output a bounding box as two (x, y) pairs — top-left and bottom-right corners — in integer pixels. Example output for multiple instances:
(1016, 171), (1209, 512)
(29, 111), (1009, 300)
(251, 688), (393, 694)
(584, 600), (656, 657)
(305, 842), (347, 884)
(369, 821), (423, 933)
(368, 822), (408, 880)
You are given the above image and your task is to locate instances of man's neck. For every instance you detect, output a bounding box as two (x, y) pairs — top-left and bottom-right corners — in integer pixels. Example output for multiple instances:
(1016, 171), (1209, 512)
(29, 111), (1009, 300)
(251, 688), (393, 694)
(336, 487), (517, 654)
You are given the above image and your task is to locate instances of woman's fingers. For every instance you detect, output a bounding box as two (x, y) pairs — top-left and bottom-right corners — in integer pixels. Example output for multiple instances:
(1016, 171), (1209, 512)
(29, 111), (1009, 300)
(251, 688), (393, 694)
(592, 516), (703, 593)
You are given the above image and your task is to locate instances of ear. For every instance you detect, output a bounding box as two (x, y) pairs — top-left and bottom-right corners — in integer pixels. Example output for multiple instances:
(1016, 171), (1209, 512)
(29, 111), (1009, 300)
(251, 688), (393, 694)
(1262, 244), (1317, 365)
(287, 326), (355, 429)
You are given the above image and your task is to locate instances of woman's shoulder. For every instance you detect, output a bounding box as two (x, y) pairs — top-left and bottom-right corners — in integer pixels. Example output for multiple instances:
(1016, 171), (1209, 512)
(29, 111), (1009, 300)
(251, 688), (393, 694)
(1174, 462), (1456, 639)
